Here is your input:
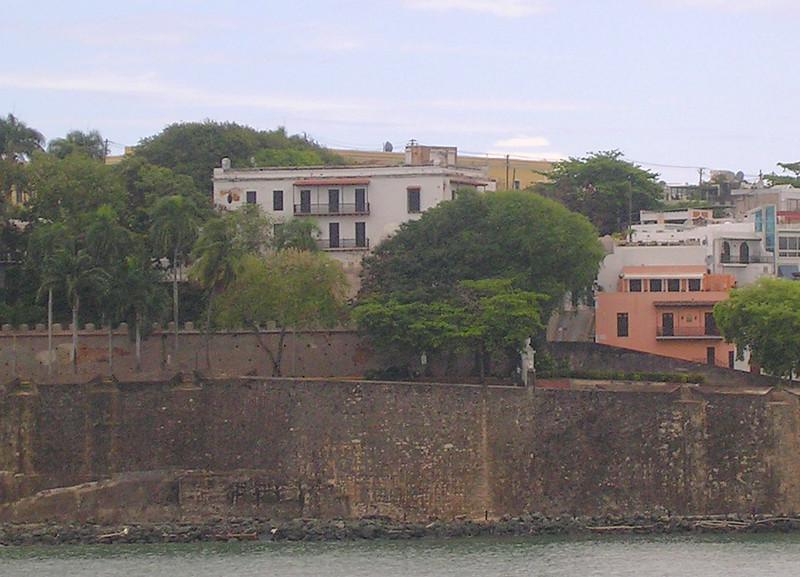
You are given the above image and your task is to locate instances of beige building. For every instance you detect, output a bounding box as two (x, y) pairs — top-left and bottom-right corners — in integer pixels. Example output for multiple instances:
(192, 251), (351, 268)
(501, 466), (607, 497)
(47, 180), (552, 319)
(212, 145), (492, 288)
(334, 145), (551, 190)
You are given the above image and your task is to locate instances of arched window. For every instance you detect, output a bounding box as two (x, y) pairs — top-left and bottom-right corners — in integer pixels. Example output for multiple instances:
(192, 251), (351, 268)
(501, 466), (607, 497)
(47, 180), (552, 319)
(721, 241), (731, 263)
(739, 242), (750, 264)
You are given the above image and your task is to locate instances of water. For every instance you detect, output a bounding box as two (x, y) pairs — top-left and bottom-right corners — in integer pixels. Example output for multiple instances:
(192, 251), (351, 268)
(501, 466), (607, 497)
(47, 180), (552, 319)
(1, 535), (799, 577)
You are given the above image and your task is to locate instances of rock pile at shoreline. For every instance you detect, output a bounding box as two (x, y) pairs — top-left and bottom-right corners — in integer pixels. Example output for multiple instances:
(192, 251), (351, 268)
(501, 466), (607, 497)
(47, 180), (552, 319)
(2, 514), (800, 546)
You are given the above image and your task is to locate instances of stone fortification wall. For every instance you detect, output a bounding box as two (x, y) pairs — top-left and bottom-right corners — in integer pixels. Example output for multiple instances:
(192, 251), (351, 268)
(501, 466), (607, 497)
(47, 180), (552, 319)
(0, 327), (381, 383)
(1, 378), (799, 524)
(546, 342), (779, 387)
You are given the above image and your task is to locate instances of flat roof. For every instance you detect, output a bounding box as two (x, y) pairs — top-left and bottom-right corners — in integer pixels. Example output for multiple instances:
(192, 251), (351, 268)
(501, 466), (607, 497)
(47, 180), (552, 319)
(621, 265), (708, 276)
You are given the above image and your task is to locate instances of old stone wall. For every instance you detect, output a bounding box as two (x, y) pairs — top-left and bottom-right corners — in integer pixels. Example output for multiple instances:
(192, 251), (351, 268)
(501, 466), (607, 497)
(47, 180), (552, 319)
(1, 377), (799, 523)
(546, 341), (779, 387)
(0, 327), (381, 384)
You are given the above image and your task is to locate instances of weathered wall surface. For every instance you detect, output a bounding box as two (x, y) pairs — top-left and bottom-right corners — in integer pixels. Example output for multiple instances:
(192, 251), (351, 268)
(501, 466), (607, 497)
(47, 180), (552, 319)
(1, 327), (768, 387)
(1, 378), (799, 523)
(547, 342), (779, 387)
(0, 328), (381, 384)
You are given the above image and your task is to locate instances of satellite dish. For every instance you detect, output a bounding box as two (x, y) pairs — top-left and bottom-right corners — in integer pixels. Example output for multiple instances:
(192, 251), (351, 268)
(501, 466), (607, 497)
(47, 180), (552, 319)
(383, 141), (393, 152)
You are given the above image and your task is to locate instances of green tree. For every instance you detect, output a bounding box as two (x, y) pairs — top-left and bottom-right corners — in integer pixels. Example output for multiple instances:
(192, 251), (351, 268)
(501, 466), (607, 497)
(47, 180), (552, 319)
(535, 150), (663, 236)
(119, 253), (168, 371)
(765, 161), (800, 188)
(47, 130), (106, 160)
(274, 218), (320, 252)
(0, 114), (44, 162)
(360, 190), (603, 315)
(714, 278), (800, 380)
(85, 205), (132, 375)
(149, 195), (201, 358)
(137, 122), (341, 195)
(354, 279), (544, 382)
(38, 240), (109, 373)
(114, 156), (207, 233)
(0, 114), (44, 216)
(25, 153), (126, 225)
(451, 279), (545, 382)
(216, 250), (348, 376)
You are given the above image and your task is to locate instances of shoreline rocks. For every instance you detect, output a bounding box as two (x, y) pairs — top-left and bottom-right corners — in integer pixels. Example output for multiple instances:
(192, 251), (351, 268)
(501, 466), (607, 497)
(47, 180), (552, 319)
(2, 514), (800, 546)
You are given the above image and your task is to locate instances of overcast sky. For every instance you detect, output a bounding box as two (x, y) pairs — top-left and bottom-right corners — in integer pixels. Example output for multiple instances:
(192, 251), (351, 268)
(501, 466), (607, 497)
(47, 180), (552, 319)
(3, 0), (799, 182)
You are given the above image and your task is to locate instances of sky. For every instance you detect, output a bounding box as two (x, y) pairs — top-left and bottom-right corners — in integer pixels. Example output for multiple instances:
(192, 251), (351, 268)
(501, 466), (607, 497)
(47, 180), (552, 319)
(2, 0), (800, 183)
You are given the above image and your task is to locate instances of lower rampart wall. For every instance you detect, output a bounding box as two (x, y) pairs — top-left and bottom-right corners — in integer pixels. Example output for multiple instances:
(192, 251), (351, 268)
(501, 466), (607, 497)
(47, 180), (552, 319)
(1, 378), (799, 523)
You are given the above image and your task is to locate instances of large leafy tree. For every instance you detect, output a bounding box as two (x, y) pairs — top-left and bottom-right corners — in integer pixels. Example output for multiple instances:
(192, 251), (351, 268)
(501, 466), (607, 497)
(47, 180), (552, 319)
(535, 150), (663, 236)
(114, 157), (207, 233)
(354, 279), (544, 382)
(149, 195), (201, 358)
(360, 190), (603, 313)
(136, 122), (341, 195)
(714, 278), (800, 380)
(24, 153), (126, 225)
(216, 250), (348, 376)
(274, 218), (320, 252)
(47, 130), (106, 160)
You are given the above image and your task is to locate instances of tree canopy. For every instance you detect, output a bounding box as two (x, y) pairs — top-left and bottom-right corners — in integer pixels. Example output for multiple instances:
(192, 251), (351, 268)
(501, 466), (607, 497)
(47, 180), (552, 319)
(215, 250), (348, 375)
(714, 278), (800, 380)
(360, 190), (604, 310)
(47, 130), (106, 160)
(136, 122), (342, 195)
(534, 150), (664, 236)
(356, 190), (602, 380)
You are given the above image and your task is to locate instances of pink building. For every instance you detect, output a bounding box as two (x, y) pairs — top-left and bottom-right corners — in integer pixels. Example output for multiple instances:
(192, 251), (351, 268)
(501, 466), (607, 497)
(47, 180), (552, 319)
(595, 265), (736, 368)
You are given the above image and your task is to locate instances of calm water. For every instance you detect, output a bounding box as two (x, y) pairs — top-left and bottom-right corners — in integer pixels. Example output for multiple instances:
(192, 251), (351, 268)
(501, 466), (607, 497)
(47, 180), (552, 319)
(1, 535), (799, 577)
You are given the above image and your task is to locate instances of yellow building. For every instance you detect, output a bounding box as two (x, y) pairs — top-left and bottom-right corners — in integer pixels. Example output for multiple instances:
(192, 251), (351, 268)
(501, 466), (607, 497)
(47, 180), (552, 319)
(334, 146), (552, 190)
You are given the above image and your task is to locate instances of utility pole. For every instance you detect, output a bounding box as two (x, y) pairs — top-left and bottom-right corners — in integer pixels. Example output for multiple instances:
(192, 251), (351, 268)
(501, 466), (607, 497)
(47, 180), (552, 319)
(103, 139), (109, 161)
(698, 167), (705, 186)
(505, 155), (510, 190)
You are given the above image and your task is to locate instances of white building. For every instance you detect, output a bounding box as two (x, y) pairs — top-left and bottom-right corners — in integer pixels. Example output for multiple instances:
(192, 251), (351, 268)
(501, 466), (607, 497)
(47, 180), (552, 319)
(212, 146), (492, 286)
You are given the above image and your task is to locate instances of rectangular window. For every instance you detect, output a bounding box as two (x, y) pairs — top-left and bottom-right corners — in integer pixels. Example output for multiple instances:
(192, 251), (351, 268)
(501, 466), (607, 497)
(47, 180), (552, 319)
(728, 350), (735, 369)
(246, 190), (257, 204)
(513, 180), (521, 190)
(649, 279), (663, 292)
(667, 278), (681, 292)
(617, 313), (629, 338)
(407, 187), (421, 213)
(328, 222), (340, 249)
(688, 278), (701, 292)
(355, 188), (366, 213)
(629, 279), (642, 292)
(272, 190), (283, 210)
(355, 222), (366, 247)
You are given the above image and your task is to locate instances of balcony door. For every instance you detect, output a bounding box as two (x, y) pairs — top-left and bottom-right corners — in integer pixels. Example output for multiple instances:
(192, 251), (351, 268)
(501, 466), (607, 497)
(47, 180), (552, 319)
(328, 189), (340, 214)
(355, 188), (366, 213)
(661, 313), (674, 337)
(300, 189), (311, 213)
(704, 312), (718, 336)
(329, 222), (340, 248)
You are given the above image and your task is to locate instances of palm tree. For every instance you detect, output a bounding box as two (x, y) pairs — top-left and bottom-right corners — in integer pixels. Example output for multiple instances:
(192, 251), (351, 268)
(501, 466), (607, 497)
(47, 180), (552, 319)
(0, 114), (44, 162)
(191, 215), (242, 369)
(28, 222), (67, 377)
(39, 241), (109, 374)
(121, 254), (167, 372)
(85, 206), (131, 376)
(149, 195), (200, 359)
